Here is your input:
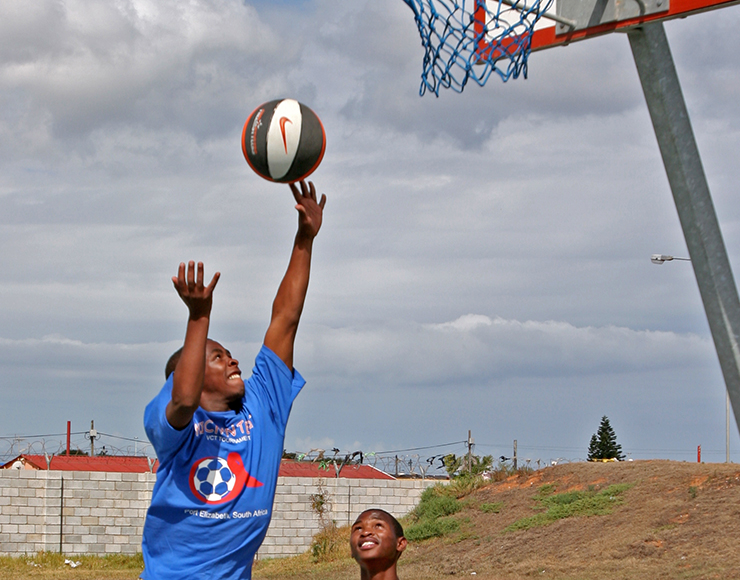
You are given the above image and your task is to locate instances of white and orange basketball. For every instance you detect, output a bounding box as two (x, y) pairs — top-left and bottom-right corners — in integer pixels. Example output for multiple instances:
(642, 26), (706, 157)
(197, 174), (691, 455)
(241, 99), (326, 183)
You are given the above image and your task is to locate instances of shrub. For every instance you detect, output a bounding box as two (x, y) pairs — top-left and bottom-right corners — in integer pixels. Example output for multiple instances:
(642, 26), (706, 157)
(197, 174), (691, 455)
(405, 517), (460, 541)
(309, 523), (350, 563)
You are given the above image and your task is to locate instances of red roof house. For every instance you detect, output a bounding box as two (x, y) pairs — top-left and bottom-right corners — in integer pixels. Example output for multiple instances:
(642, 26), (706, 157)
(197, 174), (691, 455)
(2, 456), (394, 479)
(277, 459), (394, 479)
(1, 454), (158, 473)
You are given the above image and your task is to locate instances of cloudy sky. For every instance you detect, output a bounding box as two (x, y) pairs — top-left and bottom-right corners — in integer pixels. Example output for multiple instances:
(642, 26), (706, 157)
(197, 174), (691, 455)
(2, 0), (739, 469)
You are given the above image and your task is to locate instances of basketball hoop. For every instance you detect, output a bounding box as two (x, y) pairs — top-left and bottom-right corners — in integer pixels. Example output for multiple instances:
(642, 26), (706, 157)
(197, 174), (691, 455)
(403, 0), (572, 96)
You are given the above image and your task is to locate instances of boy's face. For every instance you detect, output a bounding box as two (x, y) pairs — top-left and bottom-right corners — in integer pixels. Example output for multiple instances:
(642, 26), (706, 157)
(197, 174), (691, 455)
(203, 340), (245, 401)
(350, 510), (407, 567)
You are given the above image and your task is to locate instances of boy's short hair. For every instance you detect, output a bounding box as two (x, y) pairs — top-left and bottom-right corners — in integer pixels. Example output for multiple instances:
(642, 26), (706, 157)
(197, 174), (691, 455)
(165, 347), (183, 379)
(384, 510), (404, 539)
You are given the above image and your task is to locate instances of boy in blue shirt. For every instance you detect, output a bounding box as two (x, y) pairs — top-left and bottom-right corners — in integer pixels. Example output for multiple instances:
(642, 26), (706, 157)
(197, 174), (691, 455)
(142, 180), (326, 579)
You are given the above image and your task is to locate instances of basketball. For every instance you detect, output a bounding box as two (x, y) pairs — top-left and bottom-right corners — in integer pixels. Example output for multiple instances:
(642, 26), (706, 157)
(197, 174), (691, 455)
(241, 99), (326, 184)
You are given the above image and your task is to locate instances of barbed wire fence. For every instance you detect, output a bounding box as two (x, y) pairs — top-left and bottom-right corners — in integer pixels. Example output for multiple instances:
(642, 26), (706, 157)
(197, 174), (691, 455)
(2, 430), (724, 472)
(0, 431), (154, 464)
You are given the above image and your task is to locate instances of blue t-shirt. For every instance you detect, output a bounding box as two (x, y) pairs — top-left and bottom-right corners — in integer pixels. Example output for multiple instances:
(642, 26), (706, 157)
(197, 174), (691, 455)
(141, 345), (305, 579)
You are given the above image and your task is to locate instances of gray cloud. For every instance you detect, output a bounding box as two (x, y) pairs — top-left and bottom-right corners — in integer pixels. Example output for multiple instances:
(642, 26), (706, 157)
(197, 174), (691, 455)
(1, 0), (739, 465)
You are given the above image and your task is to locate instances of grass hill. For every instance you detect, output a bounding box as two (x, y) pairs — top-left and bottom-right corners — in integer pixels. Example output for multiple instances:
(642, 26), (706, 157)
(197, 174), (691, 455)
(255, 459), (740, 580)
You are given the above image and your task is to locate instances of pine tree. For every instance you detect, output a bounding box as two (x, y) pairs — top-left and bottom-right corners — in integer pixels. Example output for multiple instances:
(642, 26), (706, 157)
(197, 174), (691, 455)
(587, 416), (625, 461)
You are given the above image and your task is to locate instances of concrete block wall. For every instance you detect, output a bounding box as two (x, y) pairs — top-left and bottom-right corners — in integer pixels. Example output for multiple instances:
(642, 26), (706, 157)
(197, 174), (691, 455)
(0, 470), (438, 557)
(258, 476), (438, 558)
(0, 470), (153, 555)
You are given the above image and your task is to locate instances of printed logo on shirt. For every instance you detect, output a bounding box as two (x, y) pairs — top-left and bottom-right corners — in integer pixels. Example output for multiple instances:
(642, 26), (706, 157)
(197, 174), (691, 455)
(193, 416), (253, 444)
(189, 452), (263, 505)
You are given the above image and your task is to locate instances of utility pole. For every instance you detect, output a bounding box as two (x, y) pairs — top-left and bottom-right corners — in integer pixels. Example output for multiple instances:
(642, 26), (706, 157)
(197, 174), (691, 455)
(467, 431), (474, 473)
(87, 420), (99, 457)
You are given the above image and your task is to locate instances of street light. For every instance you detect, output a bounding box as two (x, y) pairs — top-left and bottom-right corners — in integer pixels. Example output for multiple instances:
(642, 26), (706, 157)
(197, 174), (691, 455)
(651, 254), (691, 264)
(651, 253), (731, 462)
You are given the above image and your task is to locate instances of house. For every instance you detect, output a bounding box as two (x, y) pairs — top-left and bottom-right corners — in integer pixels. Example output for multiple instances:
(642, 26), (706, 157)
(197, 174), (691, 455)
(1, 454), (158, 473)
(1, 455), (393, 479)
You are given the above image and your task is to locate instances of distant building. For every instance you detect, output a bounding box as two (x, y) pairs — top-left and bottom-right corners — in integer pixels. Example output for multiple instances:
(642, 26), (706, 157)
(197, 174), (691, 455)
(1, 455), (394, 479)
(1, 454), (158, 473)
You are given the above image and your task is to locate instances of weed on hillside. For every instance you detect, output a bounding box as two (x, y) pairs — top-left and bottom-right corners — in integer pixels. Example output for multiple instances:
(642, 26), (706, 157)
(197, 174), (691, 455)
(505, 482), (634, 532)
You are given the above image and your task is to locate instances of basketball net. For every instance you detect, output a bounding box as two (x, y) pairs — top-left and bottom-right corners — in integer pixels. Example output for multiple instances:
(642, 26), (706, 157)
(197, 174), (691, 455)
(403, 0), (555, 95)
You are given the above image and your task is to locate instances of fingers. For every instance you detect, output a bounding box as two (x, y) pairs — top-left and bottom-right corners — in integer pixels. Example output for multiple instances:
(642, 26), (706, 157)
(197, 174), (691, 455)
(289, 181), (302, 204)
(173, 262), (186, 288)
(205, 271), (221, 294)
(186, 260), (196, 290)
(289, 180), (319, 202)
(174, 261), (218, 294)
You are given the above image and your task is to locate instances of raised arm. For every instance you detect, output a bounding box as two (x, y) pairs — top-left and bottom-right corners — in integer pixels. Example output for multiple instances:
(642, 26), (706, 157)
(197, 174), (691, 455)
(166, 261), (220, 430)
(264, 180), (326, 370)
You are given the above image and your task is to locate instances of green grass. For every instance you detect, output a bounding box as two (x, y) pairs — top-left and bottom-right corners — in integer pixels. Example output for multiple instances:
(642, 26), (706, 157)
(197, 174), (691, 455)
(0, 552), (144, 578)
(505, 483), (634, 532)
(404, 484), (465, 541)
(405, 516), (461, 541)
(479, 502), (503, 514)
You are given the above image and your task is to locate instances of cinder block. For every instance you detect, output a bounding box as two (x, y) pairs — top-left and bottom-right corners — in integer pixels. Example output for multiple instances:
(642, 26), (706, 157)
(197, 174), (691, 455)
(10, 515), (27, 525)
(106, 544), (123, 553)
(87, 543), (106, 553)
(120, 526), (139, 536)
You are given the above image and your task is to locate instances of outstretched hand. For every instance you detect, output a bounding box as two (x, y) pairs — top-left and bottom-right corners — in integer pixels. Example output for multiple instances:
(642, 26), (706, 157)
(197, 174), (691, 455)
(172, 261), (220, 320)
(290, 180), (326, 239)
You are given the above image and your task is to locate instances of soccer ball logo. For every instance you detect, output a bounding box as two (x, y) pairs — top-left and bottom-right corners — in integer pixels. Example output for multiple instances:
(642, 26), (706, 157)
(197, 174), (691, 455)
(191, 457), (236, 503)
(188, 452), (263, 505)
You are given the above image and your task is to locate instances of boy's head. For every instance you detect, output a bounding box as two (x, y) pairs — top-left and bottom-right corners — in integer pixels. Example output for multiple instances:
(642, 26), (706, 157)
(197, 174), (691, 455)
(350, 509), (407, 573)
(165, 340), (244, 404)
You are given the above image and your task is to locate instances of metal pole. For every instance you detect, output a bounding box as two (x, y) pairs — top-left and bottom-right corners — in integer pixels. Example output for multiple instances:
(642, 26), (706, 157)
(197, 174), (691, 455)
(628, 22), (740, 435)
(728, 390), (731, 462)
